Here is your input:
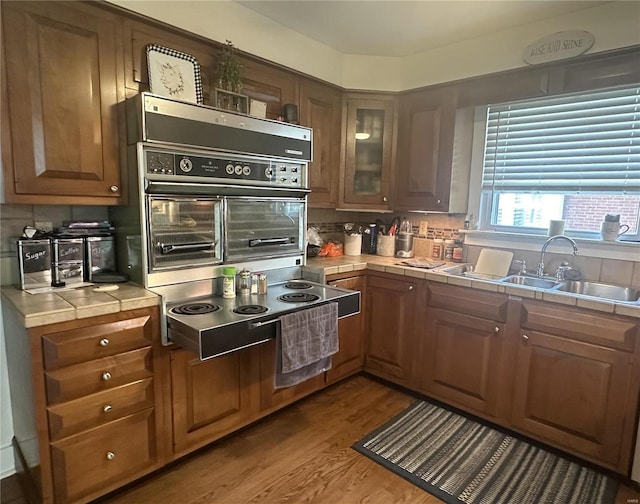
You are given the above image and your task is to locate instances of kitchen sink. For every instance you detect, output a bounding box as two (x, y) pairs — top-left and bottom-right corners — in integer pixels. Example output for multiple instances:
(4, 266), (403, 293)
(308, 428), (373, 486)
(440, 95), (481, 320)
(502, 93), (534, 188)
(499, 275), (559, 289)
(551, 280), (640, 303)
(435, 264), (501, 280)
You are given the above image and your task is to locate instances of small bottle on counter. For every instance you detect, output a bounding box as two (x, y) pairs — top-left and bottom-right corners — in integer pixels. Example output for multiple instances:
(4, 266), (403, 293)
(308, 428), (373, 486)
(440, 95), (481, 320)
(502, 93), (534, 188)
(258, 273), (268, 294)
(250, 273), (259, 294)
(444, 239), (455, 260)
(452, 241), (464, 263)
(432, 238), (444, 259)
(222, 267), (236, 299)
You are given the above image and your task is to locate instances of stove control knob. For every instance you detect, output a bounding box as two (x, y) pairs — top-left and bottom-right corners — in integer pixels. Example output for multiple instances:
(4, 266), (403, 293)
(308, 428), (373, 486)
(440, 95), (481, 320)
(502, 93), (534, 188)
(234, 165), (243, 175)
(243, 166), (251, 176)
(226, 164), (234, 174)
(292, 178), (298, 184)
(265, 167), (274, 178)
(291, 166), (298, 173)
(179, 158), (193, 173)
(280, 165), (287, 172)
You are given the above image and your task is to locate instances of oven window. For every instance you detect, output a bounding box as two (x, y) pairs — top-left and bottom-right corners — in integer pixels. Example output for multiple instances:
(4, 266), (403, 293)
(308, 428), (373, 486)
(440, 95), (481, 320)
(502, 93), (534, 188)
(148, 196), (222, 270)
(225, 198), (305, 262)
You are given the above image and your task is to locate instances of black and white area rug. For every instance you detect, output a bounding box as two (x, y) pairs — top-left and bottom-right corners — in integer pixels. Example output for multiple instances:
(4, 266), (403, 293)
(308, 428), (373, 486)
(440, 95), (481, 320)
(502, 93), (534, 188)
(352, 400), (618, 504)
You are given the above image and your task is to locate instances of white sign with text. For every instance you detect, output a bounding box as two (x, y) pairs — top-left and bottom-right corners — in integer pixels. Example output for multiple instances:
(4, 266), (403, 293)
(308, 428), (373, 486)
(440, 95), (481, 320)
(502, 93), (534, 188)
(523, 30), (595, 65)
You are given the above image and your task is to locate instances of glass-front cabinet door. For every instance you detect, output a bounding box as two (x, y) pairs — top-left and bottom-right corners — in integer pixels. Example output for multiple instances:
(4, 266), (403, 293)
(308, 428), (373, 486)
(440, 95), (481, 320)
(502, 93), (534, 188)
(342, 95), (396, 210)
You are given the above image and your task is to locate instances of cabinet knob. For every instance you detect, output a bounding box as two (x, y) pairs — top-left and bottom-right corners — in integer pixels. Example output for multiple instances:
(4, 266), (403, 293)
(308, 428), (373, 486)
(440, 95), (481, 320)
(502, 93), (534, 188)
(103, 404), (112, 413)
(109, 185), (119, 193)
(106, 451), (116, 461)
(494, 326), (500, 333)
(99, 338), (109, 347)
(522, 334), (529, 341)
(436, 199), (441, 205)
(408, 285), (414, 291)
(102, 372), (112, 381)
(383, 196), (388, 203)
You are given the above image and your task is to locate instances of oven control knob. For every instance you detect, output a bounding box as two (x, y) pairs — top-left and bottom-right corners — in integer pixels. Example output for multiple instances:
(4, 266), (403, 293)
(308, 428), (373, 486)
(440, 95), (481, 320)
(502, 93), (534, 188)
(265, 167), (274, 178)
(291, 166), (298, 173)
(280, 177), (287, 183)
(234, 165), (243, 175)
(280, 165), (287, 172)
(242, 166), (251, 176)
(179, 158), (193, 173)
(292, 178), (298, 184)
(226, 164), (234, 174)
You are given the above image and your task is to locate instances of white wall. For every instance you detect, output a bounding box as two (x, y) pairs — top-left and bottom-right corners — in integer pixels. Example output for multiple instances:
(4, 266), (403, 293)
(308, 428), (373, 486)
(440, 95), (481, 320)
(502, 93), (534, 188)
(110, 1), (640, 91)
(0, 302), (15, 478)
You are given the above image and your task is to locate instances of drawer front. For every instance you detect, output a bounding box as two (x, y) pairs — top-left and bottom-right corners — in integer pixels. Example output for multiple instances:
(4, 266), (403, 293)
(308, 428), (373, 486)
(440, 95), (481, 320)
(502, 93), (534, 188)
(45, 347), (152, 404)
(48, 378), (154, 440)
(42, 314), (153, 370)
(50, 409), (156, 503)
(427, 282), (509, 322)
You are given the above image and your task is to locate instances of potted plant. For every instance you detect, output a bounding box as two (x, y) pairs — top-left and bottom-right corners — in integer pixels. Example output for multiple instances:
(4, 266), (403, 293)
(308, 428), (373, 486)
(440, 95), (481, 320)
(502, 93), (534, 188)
(216, 40), (242, 92)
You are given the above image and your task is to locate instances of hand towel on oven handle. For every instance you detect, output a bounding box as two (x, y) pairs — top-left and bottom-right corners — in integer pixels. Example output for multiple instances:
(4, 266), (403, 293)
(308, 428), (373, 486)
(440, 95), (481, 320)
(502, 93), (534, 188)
(274, 302), (339, 389)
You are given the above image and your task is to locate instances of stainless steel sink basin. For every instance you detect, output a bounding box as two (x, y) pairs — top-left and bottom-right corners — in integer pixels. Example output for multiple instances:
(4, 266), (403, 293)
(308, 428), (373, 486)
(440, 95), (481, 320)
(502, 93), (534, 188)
(551, 280), (640, 303)
(499, 275), (559, 289)
(435, 264), (501, 280)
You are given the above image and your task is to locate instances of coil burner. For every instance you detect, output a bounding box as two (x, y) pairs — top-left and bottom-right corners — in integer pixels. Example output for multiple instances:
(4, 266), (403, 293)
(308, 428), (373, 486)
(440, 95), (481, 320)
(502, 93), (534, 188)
(233, 305), (269, 315)
(277, 293), (320, 303)
(284, 282), (313, 290)
(171, 303), (221, 315)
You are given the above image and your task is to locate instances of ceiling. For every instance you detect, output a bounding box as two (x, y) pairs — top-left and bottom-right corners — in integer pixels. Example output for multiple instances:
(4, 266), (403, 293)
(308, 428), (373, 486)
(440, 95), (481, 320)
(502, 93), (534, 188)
(236, 1), (611, 57)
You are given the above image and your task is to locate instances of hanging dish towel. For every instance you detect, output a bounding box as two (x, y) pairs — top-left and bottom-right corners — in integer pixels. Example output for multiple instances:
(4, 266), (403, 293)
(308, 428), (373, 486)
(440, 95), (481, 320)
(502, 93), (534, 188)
(275, 302), (339, 389)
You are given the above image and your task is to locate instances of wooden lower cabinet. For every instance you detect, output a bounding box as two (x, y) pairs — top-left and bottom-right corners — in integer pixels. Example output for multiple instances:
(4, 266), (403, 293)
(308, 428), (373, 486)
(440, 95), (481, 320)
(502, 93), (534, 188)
(364, 274), (425, 385)
(421, 308), (505, 417)
(259, 339), (325, 411)
(511, 301), (640, 473)
(170, 347), (261, 455)
(50, 409), (156, 503)
(326, 275), (365, 384)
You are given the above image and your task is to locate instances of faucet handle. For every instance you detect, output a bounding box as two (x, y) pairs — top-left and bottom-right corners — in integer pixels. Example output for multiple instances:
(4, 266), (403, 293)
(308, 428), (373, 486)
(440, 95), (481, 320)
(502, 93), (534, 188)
(512, 259), (527, 275)
(555, 261), (572, 282)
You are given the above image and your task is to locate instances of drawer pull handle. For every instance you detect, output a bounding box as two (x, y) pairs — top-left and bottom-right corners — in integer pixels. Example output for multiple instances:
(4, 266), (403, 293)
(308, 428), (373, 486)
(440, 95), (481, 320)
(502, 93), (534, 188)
(106, 451), (115, 461)
(103, 405), (112, 413)
(99, 338), (110, 347)
(102, 372), (112, 381)
(522, 334), (529, 341)
(408, 285), (414, 291)
(494, 326), (500, 333)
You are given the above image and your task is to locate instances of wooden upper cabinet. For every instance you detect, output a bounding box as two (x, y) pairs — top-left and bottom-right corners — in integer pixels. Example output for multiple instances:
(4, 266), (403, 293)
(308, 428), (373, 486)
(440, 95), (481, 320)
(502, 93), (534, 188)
(1, 1), (126, 205)
(560, 47), (640, 93)
(299, 79), (342, 208)
(395, 86), (457, 212)
(341, 94), (396, 211)
(238, 56), (298, 121)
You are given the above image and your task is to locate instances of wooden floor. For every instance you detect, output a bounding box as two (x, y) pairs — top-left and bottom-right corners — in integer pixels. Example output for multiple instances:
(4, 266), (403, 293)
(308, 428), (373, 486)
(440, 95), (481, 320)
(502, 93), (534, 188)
(3, 375), (640, 504)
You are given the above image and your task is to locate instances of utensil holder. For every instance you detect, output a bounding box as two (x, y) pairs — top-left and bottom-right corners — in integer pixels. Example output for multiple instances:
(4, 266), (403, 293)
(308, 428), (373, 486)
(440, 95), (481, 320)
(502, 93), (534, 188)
(377, 235), (395, 257)
(344, 233), (362, 256)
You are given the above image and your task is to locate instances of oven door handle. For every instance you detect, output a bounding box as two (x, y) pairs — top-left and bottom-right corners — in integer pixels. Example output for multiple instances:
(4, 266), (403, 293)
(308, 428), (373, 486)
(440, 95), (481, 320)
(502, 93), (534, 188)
(248, 237), (291, 247)
(158, 242), (217, 254)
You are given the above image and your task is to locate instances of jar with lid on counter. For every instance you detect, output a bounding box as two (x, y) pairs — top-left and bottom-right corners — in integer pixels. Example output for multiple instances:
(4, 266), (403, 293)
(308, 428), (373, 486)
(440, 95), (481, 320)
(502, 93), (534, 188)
(444, 239), (455, 261)
(432, 238), (444, 259)
(222, 267), (236, 298)
(238, 269), (251, 295)
(452, 241), (464, 263)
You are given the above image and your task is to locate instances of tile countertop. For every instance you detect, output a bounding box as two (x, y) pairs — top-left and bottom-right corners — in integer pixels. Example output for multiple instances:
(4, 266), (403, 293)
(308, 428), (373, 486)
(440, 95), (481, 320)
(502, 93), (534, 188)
(303, 254), (640, 319)
(1, 283), (160, 328)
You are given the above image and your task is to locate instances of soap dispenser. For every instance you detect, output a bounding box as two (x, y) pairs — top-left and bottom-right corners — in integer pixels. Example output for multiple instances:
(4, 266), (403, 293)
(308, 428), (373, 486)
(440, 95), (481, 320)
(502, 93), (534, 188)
(395, 217), (414, 258)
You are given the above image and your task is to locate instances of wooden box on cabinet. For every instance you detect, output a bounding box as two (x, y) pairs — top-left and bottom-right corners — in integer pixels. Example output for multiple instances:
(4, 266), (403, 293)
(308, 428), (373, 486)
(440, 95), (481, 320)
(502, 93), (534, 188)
(1, 1), (126, 205)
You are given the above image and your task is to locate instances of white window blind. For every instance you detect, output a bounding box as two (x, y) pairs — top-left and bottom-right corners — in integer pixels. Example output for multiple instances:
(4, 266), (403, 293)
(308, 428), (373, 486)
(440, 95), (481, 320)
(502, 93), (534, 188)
(482, 86), (640, 194)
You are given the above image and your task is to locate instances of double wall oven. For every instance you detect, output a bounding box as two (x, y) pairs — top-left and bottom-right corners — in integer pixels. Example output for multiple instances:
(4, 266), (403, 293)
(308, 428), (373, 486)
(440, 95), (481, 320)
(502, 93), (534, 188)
(111, 94), (359, 359)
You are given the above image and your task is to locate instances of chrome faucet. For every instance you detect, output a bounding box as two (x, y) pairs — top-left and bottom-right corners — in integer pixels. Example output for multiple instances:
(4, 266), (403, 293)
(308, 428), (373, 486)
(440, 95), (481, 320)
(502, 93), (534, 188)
(537, 235), (578, 277)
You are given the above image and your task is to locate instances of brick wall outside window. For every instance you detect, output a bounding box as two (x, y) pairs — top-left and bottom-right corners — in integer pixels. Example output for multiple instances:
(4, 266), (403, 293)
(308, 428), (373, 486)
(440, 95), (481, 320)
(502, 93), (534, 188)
(563, 195), (640, 233)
